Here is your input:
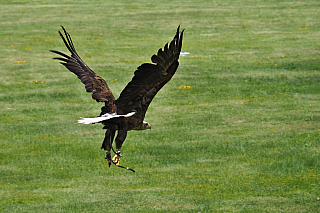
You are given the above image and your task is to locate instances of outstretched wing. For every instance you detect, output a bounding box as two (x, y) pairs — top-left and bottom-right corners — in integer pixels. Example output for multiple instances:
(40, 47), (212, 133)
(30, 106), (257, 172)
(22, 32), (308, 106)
(50, 26), (116, 108)
(115, 26), (184, 119)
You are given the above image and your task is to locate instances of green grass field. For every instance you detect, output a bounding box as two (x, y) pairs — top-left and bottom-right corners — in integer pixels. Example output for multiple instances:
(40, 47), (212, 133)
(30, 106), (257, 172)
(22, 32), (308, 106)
(1, 0), (320, 212)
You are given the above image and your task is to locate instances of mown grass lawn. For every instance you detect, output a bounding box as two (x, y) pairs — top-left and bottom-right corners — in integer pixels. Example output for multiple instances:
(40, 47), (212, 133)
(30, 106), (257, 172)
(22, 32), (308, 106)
(1, 0), (320, 212)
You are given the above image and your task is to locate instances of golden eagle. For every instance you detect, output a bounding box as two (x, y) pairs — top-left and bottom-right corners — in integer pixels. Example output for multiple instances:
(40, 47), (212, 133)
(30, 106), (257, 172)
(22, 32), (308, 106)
(51, 26), (184, 171)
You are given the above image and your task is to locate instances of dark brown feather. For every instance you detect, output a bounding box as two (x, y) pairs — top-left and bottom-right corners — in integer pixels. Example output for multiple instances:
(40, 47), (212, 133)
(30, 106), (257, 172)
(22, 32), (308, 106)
(116, 26), (184, 121)
(50, 26), (116, 111)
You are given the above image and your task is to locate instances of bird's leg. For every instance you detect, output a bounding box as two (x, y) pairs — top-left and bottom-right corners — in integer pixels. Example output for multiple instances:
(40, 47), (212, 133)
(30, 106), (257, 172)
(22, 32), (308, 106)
(102, 129), (115, 167)
(112, 127), (127, 166)
(105, 151), (112, 167)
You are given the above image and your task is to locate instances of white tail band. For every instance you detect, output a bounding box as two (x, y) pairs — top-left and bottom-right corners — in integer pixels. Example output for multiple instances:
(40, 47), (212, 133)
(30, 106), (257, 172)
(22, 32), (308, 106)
(78, 112), (135, 125)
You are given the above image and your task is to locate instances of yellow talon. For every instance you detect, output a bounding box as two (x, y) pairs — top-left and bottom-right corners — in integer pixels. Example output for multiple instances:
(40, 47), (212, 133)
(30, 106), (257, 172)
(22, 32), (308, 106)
(112, 153), (121, 166)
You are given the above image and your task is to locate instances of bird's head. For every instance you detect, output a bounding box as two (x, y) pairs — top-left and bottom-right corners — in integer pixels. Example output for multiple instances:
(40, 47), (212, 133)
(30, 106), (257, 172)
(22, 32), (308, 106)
(142, 121), (152, 130)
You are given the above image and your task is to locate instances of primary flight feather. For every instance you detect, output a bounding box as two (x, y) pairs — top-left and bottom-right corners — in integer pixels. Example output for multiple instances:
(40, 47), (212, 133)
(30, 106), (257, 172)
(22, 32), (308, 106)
(50, 26), (184, 169)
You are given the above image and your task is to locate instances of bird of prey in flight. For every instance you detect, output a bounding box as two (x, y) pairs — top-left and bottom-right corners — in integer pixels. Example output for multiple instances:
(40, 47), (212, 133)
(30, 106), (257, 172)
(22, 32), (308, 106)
(51, 26), (184, 171)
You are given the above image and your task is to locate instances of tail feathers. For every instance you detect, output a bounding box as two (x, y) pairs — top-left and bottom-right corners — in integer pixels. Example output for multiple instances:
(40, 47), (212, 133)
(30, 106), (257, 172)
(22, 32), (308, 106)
(78, 112), (135, 125)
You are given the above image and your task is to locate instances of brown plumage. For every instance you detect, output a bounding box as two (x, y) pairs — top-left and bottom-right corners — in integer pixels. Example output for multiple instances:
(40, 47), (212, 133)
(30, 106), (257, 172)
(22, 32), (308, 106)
(50, 26), (184, 167)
